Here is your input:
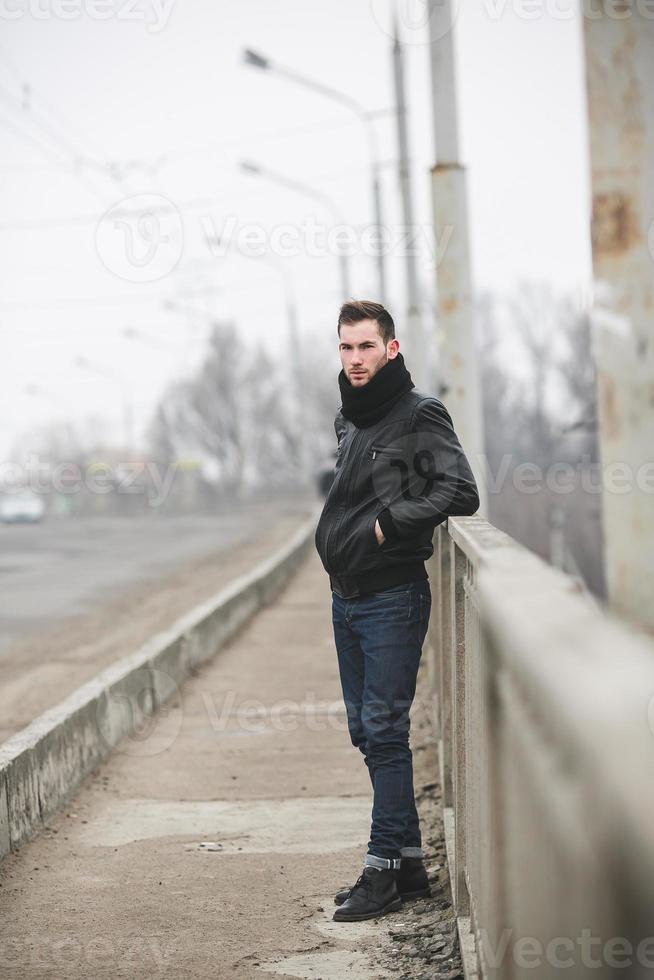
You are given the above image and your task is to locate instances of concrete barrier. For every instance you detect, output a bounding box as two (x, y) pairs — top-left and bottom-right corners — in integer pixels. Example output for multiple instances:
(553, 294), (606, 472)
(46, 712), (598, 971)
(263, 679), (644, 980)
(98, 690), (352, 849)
(0, 515), (316, 858)
(426, 516), (654, 980)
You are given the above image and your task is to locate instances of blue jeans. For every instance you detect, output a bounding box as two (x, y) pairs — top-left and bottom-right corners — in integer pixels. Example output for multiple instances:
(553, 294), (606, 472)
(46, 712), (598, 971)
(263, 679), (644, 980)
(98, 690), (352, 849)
(331, 580), (431, 862)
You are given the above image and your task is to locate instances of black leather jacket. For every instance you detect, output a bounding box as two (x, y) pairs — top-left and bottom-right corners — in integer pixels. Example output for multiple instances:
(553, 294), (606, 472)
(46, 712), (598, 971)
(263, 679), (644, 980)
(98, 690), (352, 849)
(314, 389), (480, 597)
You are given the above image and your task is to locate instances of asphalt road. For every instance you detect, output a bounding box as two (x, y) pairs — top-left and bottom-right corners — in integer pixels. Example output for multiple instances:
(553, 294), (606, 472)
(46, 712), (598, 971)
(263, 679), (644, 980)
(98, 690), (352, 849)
(0, 499), (313, 657)
(0, 497), (320, 740)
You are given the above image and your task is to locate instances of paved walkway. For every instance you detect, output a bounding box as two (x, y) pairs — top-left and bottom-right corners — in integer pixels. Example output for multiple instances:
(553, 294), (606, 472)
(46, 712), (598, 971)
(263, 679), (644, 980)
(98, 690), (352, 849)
(1, 551), (429, 979)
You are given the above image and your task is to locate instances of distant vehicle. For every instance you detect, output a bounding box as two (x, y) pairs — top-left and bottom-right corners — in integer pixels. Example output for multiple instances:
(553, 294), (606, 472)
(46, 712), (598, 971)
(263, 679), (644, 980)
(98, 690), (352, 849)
(0, 490), (46, 524)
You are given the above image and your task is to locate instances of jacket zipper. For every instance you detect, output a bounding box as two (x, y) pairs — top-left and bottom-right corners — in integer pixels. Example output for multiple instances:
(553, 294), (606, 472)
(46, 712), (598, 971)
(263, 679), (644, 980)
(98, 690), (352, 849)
(324, 503), (345, 569)
(344, 429), (368, 503)
(370, 444), (403, 461)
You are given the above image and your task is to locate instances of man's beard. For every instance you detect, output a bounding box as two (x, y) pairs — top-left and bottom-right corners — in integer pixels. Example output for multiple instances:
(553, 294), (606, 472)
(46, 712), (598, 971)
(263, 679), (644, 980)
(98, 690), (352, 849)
(350, 351), (387, 383)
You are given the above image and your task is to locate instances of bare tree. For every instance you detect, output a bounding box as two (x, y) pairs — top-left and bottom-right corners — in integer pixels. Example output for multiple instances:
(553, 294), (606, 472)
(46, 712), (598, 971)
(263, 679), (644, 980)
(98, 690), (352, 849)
(147, 320), (338, 500)
(241, 346), (300, 490)
(477, 283), (605, 597)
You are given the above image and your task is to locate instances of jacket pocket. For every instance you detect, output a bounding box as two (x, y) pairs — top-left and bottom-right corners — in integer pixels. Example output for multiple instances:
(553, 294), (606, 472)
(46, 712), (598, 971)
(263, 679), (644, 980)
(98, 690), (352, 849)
(330, 504), (379, 573)
(369, 443), (404, 461)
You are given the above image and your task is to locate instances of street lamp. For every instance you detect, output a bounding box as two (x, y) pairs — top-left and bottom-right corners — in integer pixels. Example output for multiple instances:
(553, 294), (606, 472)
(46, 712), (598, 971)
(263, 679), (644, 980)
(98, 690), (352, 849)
(239, 159), (352, 301)
(243, 47), (386, 303)
(162, 297), (219, 324)
(202, 228), (307, 477)
(252, 253), (308, 479)
(123, 326), (178, 353)
(73, 356), (134, 454)
(24, 383), (72, 415)
(201, 230), (301, 370)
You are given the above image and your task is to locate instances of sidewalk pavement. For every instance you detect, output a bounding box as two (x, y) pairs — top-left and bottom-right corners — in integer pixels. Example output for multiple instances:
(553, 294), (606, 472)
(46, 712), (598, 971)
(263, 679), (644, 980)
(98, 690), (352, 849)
(0, 550), (424, 980)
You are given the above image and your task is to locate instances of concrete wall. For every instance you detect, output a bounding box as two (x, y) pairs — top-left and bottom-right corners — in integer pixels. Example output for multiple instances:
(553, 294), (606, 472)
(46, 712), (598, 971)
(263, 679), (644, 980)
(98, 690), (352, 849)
(0, 517), (315, 858)
(427, 516), (654, 980)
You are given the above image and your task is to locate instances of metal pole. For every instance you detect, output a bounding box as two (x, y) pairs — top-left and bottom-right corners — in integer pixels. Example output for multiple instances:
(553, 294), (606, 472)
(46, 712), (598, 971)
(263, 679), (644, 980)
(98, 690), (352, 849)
(582, 11), (654, 629)
(243, 49), (385, 302)
(267, 257), (307, 481)
(74, 356), (134, 455)
(428, 0), (486, 515)
(240, 160), (351, 299)
(372, 164), (386, 305)
(339, 253), (351, 302)
(201, 228), (308, 482)
(392, 19), (425, 387)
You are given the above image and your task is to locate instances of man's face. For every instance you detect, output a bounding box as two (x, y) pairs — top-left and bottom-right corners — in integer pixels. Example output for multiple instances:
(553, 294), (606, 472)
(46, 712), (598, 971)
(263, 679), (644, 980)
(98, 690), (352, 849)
(338, 319), (400, 387)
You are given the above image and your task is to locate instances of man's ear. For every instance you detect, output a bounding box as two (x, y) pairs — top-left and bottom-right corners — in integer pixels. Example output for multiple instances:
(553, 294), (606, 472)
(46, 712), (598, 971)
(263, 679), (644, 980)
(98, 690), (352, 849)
(387, 338), (400, 359)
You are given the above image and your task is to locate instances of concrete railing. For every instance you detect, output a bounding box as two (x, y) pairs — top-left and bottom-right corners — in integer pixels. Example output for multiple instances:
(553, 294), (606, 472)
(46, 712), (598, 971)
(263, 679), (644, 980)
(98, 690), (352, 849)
(425, 516), (654, 980)
(0, 516), (316, 859)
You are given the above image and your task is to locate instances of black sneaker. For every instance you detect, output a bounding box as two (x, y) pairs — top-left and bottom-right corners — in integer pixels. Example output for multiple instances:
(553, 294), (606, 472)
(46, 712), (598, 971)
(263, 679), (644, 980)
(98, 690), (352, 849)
(334, 856), (431, 906)
(332, 867), (401, 922)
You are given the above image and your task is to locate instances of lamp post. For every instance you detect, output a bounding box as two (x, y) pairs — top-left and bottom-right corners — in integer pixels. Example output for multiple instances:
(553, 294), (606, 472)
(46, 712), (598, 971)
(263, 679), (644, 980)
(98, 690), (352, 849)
(243, 47), (386, 303)
(161, 299), (215, 351)
(257, 255), (307, 480)
(391, 21), (425, 387)
(24, 383), (72, 415)
(240, 159), (351, 300)
(123, 326), (178, 353)
(201, 228), (307, 479)
(74, 356), (134, 454)
(427, 0), (486, 516)
(201, 230), (301, 375)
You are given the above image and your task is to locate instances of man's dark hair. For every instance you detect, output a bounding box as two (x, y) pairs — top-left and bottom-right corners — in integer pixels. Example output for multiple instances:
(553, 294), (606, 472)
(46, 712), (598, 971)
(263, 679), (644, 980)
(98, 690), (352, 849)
(337, 300), (395, 346)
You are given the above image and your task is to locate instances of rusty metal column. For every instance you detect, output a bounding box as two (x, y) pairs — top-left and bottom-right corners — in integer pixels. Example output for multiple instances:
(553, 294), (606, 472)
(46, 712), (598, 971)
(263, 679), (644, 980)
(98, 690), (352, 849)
(583, 10), (654, 629)
(428, 0), (487, 516)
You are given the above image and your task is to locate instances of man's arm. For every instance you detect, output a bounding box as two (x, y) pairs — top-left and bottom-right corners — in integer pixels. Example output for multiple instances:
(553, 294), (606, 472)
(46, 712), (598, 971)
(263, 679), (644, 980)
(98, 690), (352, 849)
(375, 398), (479, 543)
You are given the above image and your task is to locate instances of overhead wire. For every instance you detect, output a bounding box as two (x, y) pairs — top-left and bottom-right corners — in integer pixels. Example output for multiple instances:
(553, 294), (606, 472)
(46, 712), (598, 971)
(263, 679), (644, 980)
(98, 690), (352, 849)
(0, 47), (375, 330)
(0, 46), (143, 203)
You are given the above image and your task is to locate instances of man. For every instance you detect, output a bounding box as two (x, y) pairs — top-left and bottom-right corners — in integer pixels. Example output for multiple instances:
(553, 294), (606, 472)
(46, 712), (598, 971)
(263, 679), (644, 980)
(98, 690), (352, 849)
(314, 300), (480, 923)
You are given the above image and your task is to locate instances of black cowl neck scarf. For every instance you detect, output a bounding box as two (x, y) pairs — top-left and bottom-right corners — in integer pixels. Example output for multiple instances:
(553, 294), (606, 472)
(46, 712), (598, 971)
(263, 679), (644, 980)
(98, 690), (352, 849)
(338, 352), (414, 428)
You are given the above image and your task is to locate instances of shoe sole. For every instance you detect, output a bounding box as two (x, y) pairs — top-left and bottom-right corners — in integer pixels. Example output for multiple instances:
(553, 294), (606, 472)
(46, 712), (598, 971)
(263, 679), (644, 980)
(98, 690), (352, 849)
(400, 887), (432, 900)
(332, 897), (402, 922)
(334, 887), (431, 907)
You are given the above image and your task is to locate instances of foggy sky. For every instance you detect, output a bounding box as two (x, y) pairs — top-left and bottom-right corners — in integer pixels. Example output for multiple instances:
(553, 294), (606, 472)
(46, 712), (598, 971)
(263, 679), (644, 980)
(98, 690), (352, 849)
(0, 0), (591, 458)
